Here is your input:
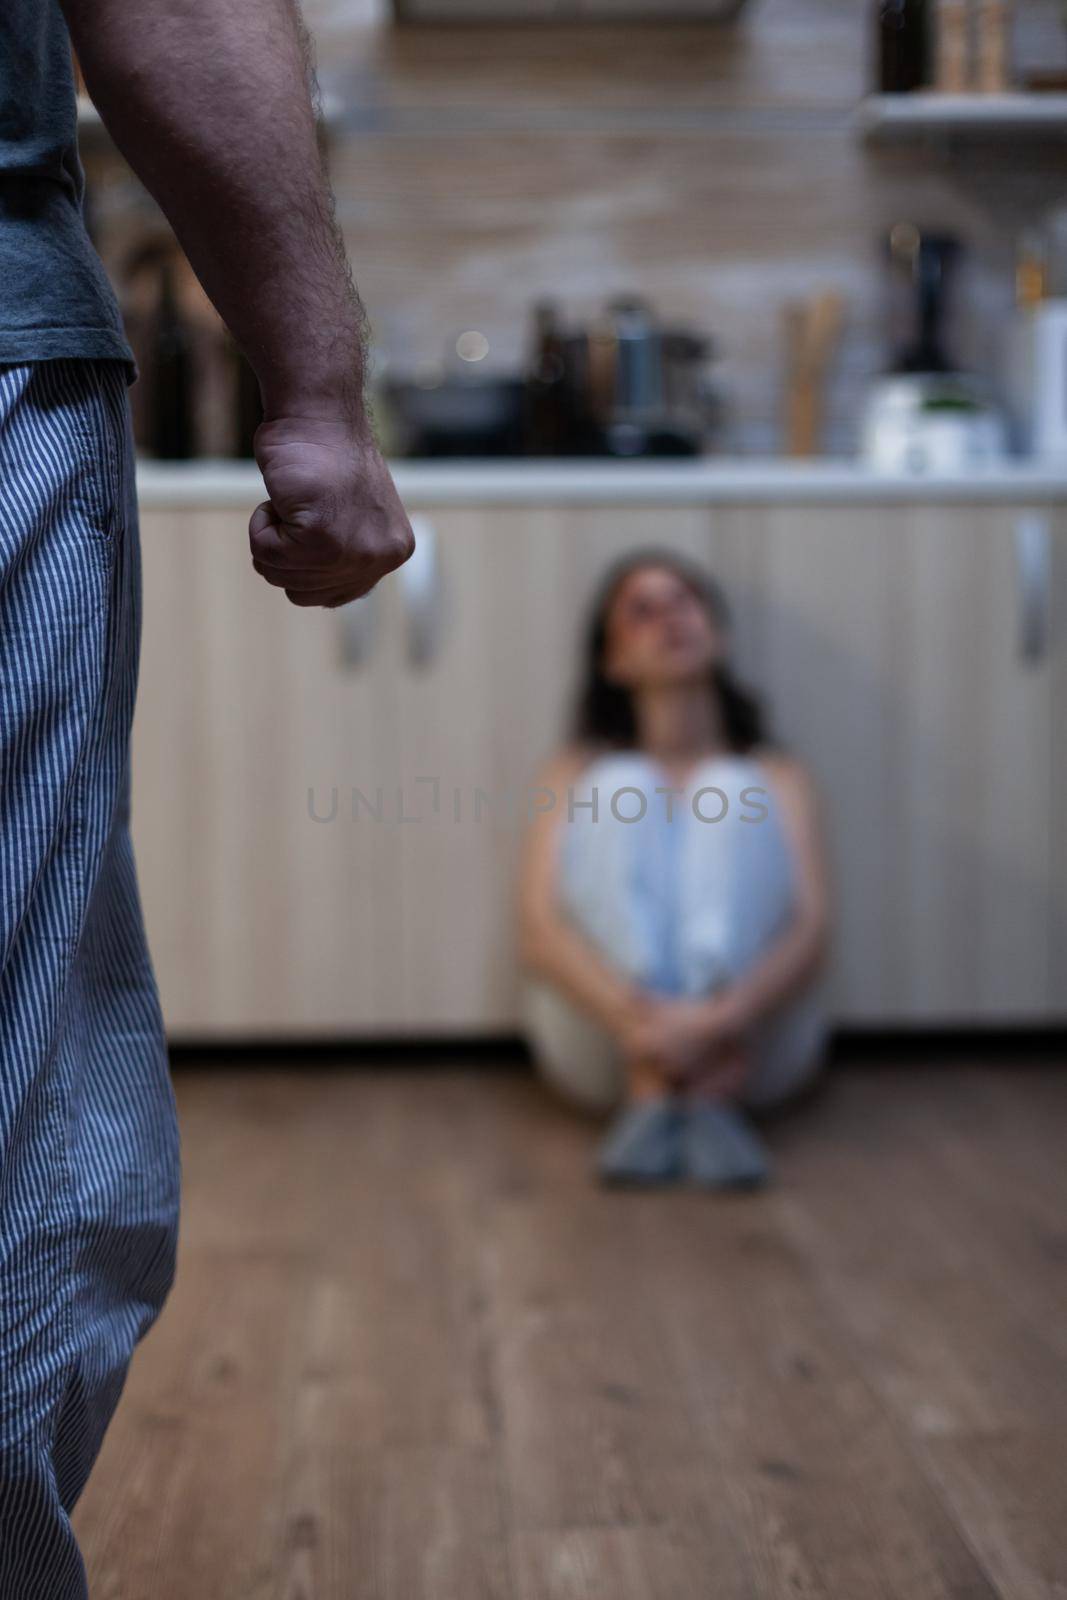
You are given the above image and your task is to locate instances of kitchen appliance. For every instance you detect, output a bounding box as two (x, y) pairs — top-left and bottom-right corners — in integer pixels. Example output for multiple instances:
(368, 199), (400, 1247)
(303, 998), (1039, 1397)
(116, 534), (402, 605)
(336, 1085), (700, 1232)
(380, 371), (527, 458)
(884, 224), (959, 376)
(861, 376), (1007, 473)
(562, 297), (716, 457)
(861, 224), (1008, 472)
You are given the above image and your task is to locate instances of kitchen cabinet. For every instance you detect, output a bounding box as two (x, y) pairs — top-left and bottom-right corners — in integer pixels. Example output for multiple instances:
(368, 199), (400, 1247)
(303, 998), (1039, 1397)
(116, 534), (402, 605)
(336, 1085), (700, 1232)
(131, 491), (1066, 1037)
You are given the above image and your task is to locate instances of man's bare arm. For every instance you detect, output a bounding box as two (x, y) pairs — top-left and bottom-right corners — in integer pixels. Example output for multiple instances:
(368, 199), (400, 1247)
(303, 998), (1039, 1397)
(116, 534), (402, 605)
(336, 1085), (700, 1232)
(61, 0), (414, 606)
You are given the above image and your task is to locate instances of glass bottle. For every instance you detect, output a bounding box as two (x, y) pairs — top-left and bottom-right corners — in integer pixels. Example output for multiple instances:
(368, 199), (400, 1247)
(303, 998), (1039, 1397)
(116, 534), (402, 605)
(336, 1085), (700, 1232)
(876, 0), (929, 92)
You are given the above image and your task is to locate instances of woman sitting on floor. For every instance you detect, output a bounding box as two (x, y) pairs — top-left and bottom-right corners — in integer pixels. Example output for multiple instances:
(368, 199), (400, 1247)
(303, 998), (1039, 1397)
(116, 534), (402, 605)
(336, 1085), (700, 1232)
(518, 549), (832, 1189)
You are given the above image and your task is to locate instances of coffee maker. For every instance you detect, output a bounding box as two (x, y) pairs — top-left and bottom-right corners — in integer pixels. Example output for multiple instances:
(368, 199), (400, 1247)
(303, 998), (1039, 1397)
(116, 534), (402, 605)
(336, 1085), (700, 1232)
(861, 224), (1007, 473)
(526, 298), (717, 458)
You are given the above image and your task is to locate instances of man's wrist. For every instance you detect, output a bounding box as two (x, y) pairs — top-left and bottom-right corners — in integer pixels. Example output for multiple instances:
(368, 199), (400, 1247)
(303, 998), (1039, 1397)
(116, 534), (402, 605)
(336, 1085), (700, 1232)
(257, 357), (370, 436)
(254, 405), (379, 464)
(260, 392), (370, 438)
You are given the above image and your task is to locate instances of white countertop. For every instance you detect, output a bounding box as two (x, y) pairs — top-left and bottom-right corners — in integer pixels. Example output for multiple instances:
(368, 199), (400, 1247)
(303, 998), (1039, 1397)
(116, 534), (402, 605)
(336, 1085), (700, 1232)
(136, 457), (1067, 509)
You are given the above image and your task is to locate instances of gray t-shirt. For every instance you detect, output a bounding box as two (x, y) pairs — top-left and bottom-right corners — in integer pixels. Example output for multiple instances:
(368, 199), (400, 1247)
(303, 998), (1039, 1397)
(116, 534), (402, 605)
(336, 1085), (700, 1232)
(1, 1), (134, 369)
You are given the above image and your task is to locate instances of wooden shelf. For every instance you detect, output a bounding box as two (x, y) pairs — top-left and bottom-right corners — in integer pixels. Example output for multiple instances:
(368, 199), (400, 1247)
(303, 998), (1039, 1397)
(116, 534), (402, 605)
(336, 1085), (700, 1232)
(856, 91), (1067, 142)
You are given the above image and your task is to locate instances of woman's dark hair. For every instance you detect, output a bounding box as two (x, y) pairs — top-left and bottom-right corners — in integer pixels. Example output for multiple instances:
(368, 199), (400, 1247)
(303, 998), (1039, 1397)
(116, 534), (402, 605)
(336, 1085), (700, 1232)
(572, 548), (768, 753)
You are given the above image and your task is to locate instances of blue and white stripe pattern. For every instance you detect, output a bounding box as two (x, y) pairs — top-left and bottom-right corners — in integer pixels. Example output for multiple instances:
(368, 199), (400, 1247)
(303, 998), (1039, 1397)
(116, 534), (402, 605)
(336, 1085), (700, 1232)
(0, 360), (181, 1598)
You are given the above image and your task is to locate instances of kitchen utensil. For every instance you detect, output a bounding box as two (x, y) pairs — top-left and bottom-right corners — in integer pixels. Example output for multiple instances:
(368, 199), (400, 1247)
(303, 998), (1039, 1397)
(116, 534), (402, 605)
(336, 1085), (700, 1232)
(783, 290), (846, 456)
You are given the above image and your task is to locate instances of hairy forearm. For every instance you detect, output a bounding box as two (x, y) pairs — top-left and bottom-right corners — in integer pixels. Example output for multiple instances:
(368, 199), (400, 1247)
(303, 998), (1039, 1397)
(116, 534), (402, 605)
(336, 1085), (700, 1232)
(62, 0), (366, 425)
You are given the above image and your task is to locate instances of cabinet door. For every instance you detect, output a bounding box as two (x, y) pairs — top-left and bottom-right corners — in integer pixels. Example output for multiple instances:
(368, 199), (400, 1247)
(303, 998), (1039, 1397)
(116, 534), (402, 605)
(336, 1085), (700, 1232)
(753, 504), (1060, 1024)
(132, 508), (408, 1037)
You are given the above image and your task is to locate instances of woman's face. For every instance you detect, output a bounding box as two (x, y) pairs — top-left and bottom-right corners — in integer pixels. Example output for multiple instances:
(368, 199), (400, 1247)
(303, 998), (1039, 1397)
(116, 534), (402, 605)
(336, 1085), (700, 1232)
(601, 564), (725, 691)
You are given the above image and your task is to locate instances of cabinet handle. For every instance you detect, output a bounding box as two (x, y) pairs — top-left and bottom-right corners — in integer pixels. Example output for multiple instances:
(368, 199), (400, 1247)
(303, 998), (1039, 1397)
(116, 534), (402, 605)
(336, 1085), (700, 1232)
(1014, 514), (1052, 667)
(399, 516), (442, 669)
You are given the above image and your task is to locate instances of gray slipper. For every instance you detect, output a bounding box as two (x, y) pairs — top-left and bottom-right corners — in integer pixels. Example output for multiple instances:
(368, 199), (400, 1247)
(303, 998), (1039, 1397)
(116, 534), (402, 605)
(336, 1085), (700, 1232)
(682, 1101), (771, 1190)
(596, 1099), (684, 1188)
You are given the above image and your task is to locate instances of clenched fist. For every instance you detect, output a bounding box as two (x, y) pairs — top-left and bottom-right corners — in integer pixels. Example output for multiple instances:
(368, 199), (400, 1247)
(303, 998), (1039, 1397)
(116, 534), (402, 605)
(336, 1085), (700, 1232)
(249, 416), (415, 607)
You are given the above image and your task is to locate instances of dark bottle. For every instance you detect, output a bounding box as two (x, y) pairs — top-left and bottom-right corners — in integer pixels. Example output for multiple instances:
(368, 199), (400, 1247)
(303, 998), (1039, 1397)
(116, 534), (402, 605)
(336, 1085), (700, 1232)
(523, 300), (570, 457)
(886, 225), (961, 374)
(876, 0), (929, 92)
(150, 260), (195, 460)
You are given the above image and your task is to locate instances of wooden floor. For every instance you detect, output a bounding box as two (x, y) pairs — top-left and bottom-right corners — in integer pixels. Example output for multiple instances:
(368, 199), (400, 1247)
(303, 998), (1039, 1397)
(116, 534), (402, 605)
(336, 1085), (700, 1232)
(73, 1058), (1067, 1600)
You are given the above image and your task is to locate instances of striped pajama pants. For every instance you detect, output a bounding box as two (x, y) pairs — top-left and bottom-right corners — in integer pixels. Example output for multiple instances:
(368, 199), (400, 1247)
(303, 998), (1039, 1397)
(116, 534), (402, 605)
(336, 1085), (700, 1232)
(0, 360), (182, 1597)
